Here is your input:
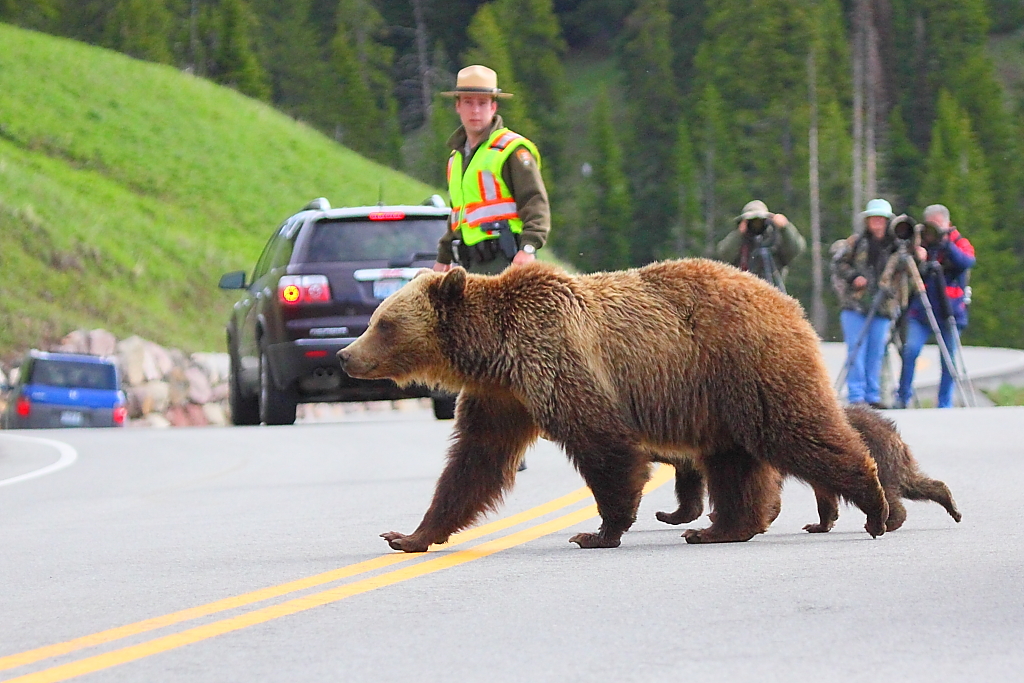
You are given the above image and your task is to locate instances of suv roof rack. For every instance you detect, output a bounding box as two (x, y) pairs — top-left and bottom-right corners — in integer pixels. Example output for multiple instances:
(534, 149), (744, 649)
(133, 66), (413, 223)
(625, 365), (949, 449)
(303, 197), (331, 212)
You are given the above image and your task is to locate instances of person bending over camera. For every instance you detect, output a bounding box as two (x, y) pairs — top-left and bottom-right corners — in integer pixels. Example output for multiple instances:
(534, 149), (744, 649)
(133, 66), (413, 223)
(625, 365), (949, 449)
(895, 204), (975, 409)
(716, 200), (805, 291)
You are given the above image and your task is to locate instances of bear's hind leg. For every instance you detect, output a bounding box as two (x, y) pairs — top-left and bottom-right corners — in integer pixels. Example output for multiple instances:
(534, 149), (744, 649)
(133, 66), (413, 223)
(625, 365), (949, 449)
(684, 447), (777, 544)
(884, 489), (907, 531)
(770, 433), (888, 538)
(566, 440), (650, 549)
(803, 485), (840, 533)
(902, 476), (962, 523)
(381, 391), (538, 552)
(655, 459), (706, 525)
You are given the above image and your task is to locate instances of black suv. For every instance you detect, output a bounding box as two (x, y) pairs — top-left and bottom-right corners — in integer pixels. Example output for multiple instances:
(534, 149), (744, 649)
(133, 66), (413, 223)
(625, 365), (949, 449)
(219, 197), (455, 425)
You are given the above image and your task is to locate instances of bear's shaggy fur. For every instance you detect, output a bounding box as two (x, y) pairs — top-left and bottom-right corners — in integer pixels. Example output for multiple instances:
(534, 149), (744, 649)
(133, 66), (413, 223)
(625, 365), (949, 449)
(655, 404), (961, 533)
(339, 260), (889, 551)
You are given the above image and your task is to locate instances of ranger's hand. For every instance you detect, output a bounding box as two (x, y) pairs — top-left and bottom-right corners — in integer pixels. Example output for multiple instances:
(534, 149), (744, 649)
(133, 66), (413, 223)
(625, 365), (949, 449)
(852, 276), (867, 289)
(512, 250), (536, 267)
(771, 213), (788, 228)
(433, 262), (451, 272)
(915, 246), (927, 261)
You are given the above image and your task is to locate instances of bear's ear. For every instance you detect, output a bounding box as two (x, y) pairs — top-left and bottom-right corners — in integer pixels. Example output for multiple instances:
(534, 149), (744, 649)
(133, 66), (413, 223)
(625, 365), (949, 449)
(436, 267), (467, 304)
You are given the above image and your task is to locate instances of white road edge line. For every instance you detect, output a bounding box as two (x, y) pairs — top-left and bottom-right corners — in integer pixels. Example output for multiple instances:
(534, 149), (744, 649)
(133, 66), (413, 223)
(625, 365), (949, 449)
(0, 434), (79, 488)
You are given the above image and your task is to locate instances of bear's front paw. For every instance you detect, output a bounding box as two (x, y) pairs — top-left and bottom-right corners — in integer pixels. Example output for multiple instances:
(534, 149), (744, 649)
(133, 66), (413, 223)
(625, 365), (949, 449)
(864, 517), (886, 538)
(568, 532), (621, 549)
(803, 522), (834, 534)
(380, 531), (430, 553)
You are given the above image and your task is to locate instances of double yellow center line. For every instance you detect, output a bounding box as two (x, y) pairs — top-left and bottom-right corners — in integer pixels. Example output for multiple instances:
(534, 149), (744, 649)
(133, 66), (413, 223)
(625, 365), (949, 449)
(1, 465), (675, 683)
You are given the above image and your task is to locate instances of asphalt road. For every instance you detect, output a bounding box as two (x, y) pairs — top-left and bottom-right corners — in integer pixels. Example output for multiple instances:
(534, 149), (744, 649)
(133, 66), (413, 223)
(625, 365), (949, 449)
(1, 406), (1022, 682)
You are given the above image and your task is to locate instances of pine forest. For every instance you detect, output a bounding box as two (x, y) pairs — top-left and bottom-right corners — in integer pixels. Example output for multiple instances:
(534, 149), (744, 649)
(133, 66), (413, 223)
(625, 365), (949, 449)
(3, 0), (1024, 347)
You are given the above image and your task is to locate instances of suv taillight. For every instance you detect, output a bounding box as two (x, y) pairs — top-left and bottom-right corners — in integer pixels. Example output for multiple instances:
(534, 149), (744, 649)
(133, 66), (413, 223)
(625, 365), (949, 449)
(16, 395), (31, 417)
(113, 404), (127, 425)
(278, 275), (331, 305)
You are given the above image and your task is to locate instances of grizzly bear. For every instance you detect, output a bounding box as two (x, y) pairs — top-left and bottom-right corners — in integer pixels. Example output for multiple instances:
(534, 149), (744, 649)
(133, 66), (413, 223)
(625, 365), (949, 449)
(338, 260), (889, 552)
(655, 404), (961, 533)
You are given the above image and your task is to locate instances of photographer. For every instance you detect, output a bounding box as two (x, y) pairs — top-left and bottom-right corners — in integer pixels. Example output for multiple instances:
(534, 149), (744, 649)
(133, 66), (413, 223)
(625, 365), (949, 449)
(717, 200), (805, 290)
(895, 204), (975, 409)
(832, 199), (903, 407)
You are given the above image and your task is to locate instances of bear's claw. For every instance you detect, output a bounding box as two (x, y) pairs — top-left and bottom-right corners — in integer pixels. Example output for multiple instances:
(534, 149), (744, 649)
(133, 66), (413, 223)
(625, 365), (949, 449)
(803, 522), (833, 534)
(568, 532), (621, 549)
(380, 531), (430, 553)
(655, 506), (702, 526)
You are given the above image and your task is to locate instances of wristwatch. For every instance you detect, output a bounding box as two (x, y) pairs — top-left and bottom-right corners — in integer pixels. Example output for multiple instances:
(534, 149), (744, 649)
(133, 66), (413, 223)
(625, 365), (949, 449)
(522, 244), (536, 255)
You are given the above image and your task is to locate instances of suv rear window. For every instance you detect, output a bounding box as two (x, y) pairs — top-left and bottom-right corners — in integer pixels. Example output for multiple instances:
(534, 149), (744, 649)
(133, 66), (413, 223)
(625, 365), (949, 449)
(30, 360), (117, 390)
(305, 219), (447, 263)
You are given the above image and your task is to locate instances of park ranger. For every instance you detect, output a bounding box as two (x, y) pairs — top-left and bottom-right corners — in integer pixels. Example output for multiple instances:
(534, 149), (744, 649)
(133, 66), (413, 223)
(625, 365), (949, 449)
(432, 65), (551, 275)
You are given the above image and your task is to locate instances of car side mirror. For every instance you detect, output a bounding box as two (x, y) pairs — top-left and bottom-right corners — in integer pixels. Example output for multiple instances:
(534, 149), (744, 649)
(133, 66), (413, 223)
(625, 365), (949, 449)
(219, 271), (247, 290)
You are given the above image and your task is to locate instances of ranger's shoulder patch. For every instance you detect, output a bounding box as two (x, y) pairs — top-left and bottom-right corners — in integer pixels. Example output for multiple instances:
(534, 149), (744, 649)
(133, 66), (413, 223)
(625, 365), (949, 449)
(515, 147), (533, 166)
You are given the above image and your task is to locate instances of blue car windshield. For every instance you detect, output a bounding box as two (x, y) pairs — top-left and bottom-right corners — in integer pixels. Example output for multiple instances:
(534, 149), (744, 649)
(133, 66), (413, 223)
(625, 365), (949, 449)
(305, 219), (447, 263)
(29, 360), (117, 390)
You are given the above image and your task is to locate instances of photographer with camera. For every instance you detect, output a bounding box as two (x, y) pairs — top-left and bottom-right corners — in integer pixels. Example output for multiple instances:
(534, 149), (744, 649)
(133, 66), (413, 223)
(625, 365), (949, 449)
(832, 199), (904, 407)
(716, 200), (805, 292)
(895, 204), (975, 409)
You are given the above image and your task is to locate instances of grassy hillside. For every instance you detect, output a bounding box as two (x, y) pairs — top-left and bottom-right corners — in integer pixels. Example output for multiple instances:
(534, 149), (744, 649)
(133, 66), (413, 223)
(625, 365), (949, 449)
(0, 23), (437, 360)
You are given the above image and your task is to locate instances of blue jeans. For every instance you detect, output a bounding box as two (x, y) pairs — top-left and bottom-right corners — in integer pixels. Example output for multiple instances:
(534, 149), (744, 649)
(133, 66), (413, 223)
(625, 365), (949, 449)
(898, 316), (961, 408)
(840, 309), (891, 404)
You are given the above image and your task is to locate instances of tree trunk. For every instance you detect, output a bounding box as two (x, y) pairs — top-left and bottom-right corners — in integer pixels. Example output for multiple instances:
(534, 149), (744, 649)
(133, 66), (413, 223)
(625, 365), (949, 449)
(865, 0), (879, 199)
(852, 0), (866, 231)
(808, 51), (826, 336)
(411, 0), (432, 123)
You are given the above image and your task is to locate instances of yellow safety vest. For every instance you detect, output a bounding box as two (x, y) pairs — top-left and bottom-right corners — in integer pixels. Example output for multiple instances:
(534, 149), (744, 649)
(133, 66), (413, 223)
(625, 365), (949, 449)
(447, 128), (541, 246)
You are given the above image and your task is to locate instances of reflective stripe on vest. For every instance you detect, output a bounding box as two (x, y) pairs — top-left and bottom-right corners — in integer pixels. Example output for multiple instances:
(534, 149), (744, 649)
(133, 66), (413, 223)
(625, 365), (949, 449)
(447, 127), (541, 246)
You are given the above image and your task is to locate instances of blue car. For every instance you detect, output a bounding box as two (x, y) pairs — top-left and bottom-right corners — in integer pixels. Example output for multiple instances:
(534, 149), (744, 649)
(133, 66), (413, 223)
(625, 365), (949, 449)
(1, 351), (127, 429)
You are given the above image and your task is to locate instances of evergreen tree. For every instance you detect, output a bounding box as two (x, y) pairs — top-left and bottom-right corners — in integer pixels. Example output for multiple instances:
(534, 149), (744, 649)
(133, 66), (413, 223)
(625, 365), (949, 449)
(693, 83), (739, 256)
(671, 118), (702, 257)
(493, 0), (566, 162)
(916, 90), (1023, 346)
(328, 0), (402, 166)
(103, 0), (174, 64)
(578, 87), (632, 272)
(0, 0), (58, 28)
(212, 0), (269, 99)
(463, 2), (536, 140)
(620, 0), (679, 265)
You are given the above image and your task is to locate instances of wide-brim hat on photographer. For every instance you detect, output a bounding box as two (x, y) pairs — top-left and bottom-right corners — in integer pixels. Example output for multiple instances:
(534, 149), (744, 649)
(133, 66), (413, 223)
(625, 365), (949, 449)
(441, 65), (513, 98)
(861, 198), (894, 220)
(735, 200), (771, 223)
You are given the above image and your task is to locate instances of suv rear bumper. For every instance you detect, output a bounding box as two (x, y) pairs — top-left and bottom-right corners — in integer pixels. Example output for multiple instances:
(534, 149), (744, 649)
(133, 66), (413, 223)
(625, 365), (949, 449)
(265, 338), (431, 403)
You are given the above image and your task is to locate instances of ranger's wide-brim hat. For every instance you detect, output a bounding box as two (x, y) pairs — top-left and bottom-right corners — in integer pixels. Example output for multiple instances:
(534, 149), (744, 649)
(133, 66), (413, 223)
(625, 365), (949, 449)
(735, 200), (771, 223)
(441, 65), (513, 98)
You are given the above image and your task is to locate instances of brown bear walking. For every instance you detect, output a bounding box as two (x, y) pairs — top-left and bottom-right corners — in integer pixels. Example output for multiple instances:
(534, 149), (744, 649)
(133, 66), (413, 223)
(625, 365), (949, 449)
(656, 404), (961, 533)
(339, 260), (889, 552)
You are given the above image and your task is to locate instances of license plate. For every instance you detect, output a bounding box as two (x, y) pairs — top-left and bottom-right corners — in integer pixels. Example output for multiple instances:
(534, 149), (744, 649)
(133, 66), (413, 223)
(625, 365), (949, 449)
(372, 279), (409, 300)
(60, 411), (83, 426)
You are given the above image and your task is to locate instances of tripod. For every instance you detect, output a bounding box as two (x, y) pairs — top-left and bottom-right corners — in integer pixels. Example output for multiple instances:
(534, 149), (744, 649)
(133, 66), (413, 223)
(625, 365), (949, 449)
(753, 235), (787, 294)
(919, 261), (977, 407)
(893, 248), (975, 407)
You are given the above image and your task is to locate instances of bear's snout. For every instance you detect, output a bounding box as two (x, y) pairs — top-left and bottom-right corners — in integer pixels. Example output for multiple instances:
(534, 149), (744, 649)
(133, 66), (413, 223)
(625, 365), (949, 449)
(337, 344), (379, 379)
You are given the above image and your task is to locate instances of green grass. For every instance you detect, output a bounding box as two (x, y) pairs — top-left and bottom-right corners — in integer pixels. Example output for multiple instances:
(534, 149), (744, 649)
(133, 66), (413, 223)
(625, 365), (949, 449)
(983, 383), (1024, 406)
(0, 23), (437, 360)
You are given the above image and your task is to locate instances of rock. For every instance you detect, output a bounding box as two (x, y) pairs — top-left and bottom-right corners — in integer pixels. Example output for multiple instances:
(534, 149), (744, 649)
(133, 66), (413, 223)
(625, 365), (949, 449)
(116, 336), (147, 386)
(164, 404), (191, 427)
(144, 413), (171, 429)
(53, 329), (88, 354)
(166, 366), (189, 407)
(125, 386), (151, 419)
(210, 382), (229, 402)
(87, 329), (117, 357)
(185, 403), (209, 426)
(142, 381), (170, 414)
(202, 402), (227, 426)
(192, 353), (230, 385)
(146, 342), (174, 379)
(184, 366), (213, 404)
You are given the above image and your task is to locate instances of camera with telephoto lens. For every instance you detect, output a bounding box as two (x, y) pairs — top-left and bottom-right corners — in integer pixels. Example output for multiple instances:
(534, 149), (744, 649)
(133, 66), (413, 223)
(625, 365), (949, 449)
(890, 214), (918, 248)
(746, 216), (769, 237)
(921, 220), (947, 247)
